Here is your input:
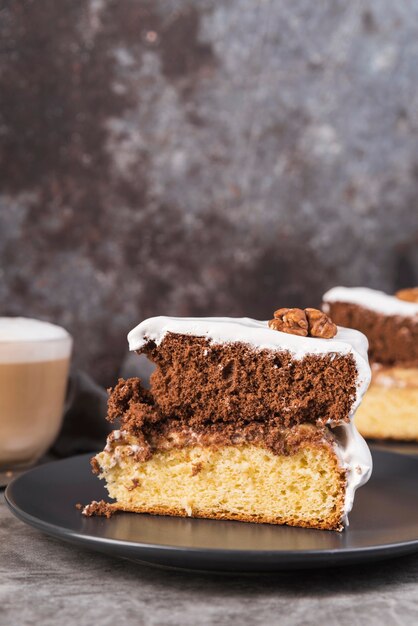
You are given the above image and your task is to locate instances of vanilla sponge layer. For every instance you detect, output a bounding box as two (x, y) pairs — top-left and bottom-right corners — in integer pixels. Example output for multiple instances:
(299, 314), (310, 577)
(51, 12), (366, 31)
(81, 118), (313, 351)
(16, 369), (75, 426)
(355, 374), (418, 441)
(94, 443), (346, 531)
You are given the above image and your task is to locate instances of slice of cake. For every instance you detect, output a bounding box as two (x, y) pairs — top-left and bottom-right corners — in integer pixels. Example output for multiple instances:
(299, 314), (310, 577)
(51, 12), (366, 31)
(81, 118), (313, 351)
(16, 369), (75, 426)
(323, 286), (418, 441)
(85, 309), (372, 531)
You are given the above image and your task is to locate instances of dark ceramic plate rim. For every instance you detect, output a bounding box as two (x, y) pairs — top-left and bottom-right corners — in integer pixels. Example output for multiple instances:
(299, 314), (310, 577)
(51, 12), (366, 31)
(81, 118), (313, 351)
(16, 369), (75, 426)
(5, 451), (418, 571)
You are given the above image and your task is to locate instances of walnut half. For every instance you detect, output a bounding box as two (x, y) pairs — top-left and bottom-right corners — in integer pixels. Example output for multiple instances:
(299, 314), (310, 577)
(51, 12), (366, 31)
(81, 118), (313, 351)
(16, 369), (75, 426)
(269, 308), (308, 336)
(268, 307), (337, 339)
(304, 308), (337, 339)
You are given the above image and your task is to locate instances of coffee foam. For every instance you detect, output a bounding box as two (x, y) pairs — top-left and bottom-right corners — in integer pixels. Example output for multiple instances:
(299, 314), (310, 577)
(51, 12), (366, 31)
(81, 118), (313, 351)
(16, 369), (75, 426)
(0, 318), (72, 363)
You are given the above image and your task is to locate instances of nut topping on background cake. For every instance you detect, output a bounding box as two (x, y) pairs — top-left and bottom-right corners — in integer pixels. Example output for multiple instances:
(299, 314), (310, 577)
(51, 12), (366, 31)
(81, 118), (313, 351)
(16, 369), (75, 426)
(269, 307), (337, 339)
(269, 308), (309, 336)
(396, 287), (418, 303)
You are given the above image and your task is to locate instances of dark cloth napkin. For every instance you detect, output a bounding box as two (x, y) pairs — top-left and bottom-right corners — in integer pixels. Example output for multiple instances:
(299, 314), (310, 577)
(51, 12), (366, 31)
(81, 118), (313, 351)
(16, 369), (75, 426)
(50, 370), (110, 457)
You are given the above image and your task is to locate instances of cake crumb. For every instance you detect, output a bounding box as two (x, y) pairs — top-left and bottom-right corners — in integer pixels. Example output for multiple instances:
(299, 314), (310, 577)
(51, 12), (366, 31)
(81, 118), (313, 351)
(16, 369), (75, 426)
(181, 499), (193, 516)
(75, 503), (83, 510)
(191, 462), (203, 476)
(81, 500), (115, 518)
(90, 457), (101, 475)
(127, 478), (140, 491)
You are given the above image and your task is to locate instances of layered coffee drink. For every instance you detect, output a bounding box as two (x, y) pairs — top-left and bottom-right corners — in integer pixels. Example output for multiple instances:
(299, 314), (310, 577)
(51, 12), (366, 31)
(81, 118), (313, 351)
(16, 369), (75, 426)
(0, 318), (72, 470)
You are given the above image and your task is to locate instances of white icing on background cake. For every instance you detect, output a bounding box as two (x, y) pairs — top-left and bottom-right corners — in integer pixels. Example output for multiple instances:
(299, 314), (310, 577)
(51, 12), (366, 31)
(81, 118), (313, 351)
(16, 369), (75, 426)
(128, 315), (371, 416)
(0, 317), (72, 363)
(323, 286), (418, 317)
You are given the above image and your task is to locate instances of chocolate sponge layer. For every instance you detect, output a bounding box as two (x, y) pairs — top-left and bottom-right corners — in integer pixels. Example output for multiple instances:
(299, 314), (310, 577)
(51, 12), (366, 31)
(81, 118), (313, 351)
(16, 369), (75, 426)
(134, 333), (357, 427)
(326, 302), (418, 366)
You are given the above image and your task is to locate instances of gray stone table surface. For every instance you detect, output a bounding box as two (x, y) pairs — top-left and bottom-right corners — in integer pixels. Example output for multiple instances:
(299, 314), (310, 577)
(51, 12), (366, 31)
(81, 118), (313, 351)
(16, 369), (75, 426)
(2, 494), (418, 625)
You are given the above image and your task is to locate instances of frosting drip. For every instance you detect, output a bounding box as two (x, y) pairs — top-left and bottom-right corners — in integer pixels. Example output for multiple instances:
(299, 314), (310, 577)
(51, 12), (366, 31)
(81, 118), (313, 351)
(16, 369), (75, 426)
(332, 421), (372, 522)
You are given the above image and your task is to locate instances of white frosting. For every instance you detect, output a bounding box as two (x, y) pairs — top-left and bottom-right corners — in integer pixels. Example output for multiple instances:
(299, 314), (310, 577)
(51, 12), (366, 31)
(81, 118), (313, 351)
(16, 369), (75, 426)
(0, 317), (72, 363)
(128, 316), (371, 418)
(332, 421), (372, 523)
(323, 286), (418, 317)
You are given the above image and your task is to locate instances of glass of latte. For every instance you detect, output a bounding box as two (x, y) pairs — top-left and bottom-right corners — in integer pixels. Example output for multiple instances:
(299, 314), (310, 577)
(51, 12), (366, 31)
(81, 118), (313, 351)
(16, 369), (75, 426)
(0, 318), (72, 474)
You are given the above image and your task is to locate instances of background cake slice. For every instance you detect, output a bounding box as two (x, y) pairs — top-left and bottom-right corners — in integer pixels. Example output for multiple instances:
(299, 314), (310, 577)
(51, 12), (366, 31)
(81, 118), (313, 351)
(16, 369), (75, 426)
(87, 313), (372, 531)
(323, 286), (418, 441)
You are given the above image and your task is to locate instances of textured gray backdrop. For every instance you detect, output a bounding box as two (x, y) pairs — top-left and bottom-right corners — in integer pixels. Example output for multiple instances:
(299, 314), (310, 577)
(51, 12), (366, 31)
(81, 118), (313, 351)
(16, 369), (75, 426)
(1, 0), (418, 384)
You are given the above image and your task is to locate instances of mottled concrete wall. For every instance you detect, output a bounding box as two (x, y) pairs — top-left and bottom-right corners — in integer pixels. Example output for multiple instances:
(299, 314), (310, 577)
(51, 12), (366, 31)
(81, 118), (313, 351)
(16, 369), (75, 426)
(1, 0), (418, 384)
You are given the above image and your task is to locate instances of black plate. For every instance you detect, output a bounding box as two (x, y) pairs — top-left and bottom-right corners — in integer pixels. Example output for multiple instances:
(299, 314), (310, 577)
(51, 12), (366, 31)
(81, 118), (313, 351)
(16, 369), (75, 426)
(5, 450), (418, 572)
